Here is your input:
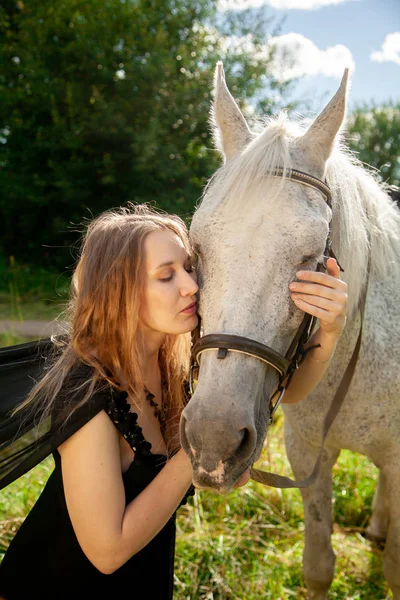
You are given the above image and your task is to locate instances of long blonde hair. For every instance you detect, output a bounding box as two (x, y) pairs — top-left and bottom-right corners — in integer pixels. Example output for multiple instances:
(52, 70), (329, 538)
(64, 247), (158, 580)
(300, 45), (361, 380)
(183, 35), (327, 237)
(18, 203), (193, 455)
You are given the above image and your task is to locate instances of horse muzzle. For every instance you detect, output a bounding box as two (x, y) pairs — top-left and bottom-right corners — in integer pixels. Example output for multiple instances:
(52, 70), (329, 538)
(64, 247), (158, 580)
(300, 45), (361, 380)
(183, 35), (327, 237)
(180, 396), (258, 491)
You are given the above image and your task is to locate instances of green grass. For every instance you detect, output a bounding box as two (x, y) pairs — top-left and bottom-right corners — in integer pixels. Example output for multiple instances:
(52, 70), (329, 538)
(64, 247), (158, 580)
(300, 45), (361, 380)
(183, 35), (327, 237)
(0, 300), (66, 322)
(0, 255), (70, 322)
(0, 457), (55, 556)
(0, 254), (71, 301)
(0, 414), (390, 599)
(0, 260), (68, 350)
(0, 332), (33, 347)
(174, 417), (388, 600)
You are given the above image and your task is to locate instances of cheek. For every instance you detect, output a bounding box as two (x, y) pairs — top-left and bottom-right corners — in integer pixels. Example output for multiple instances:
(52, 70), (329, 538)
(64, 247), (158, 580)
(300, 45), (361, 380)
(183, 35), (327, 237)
(147, 286), (175, 317)
(141, 287), (159, 323)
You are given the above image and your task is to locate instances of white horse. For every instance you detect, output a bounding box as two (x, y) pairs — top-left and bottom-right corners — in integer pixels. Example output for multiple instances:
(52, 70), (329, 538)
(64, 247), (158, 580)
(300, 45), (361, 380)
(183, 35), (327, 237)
(180, 62), (400, 599)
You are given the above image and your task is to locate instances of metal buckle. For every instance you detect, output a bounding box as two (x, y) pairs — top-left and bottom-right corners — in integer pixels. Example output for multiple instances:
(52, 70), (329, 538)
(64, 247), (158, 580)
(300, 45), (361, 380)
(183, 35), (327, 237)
(189, 362), (199, 396)
(269, 386), (286, 423)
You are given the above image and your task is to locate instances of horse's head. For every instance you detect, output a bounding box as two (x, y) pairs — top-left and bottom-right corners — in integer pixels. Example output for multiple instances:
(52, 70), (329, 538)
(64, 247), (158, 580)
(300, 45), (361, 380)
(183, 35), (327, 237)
(180, 62), (349, 492)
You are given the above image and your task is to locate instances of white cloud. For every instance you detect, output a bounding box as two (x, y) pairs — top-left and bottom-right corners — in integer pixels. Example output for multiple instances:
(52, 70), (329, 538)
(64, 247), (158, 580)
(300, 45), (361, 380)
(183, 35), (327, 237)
(269, 33), (355, 80)
(370, 32), (400, 66)
(209, 29), (354, 82)
(218, 0), (351, 11)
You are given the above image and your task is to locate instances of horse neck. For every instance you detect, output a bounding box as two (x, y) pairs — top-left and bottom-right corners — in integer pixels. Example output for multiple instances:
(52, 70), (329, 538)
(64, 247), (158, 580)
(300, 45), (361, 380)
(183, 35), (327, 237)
(328, 154), (400, 321)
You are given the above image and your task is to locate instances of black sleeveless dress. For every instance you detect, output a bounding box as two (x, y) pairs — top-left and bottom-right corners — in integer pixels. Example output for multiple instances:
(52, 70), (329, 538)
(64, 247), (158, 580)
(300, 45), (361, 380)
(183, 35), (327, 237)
(0, 378), (194, 600)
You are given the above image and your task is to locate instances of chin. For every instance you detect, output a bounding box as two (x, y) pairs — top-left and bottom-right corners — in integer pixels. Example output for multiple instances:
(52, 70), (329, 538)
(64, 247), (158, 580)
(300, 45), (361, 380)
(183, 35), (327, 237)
(176, 314), (199, 335)
(190, 313), (199, 330)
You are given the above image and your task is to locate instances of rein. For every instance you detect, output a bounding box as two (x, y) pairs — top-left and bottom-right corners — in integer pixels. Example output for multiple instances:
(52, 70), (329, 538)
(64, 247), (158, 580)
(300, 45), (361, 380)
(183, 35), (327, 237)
(189, 168), (368, 489)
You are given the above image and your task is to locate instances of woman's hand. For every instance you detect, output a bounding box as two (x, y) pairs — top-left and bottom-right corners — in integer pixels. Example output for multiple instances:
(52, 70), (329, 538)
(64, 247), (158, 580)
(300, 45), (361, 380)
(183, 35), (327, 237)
(289, 257), (348, 340)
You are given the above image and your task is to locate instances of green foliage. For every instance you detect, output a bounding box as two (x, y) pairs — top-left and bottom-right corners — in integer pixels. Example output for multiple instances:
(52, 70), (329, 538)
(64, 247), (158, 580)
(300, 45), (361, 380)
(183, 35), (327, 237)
(0, 0), (292, 270)
(347, 102), (400, 189)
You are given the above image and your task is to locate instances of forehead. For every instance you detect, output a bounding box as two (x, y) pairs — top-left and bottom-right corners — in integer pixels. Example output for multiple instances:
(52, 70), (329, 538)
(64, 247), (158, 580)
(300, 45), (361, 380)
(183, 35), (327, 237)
(191, 184), (329, 248)
(144, 229), (187, 266)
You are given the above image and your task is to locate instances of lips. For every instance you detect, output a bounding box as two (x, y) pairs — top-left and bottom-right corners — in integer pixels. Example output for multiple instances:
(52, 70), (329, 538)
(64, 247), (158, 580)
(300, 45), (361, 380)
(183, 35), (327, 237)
(234, 468), (251, 488)
(181, 301), (197, 314)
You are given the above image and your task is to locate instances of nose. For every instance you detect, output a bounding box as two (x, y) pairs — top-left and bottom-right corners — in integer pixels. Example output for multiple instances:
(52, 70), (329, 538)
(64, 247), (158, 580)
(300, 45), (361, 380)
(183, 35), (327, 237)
(180, 270), (199, 297)
(180, 399), (257, 485)
(181, 413), (256, 462)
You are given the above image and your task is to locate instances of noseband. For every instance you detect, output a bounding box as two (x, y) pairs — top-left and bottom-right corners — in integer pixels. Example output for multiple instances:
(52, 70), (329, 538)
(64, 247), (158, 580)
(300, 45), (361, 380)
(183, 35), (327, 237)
(189, 168), (335, 420)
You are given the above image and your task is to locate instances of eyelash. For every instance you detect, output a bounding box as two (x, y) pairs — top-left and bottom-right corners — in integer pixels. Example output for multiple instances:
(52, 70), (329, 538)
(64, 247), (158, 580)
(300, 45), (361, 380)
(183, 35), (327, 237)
(159, 265), (195, 282)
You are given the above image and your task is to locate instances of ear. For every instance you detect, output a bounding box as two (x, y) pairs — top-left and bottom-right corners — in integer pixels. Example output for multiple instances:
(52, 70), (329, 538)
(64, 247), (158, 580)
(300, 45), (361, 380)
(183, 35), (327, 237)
(298, 68), (350, 164)
(210, 61), (253, 162)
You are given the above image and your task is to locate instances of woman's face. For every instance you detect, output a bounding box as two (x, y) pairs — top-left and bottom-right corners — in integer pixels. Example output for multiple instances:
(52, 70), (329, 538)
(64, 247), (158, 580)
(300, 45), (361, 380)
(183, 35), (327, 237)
(140, 228), (199, 337)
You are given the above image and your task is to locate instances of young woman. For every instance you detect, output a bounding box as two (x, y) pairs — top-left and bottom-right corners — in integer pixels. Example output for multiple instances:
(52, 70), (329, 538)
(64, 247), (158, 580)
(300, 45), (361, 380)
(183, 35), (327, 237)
(0, 203), (347, 599)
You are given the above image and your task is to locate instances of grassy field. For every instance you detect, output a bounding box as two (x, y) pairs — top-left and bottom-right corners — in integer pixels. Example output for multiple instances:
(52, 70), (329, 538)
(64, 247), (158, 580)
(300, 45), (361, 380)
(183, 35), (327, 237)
(173, 423), (388, 600)
(0, 259), (68, 346)
(0, 410), (388, 599)
(0, 254), (70, 323)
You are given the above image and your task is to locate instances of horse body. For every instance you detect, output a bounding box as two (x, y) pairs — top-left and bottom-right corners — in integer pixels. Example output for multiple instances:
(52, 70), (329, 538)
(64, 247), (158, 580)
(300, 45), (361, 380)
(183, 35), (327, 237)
(181, 62), (400, 598)
(283, 275), (400, 598)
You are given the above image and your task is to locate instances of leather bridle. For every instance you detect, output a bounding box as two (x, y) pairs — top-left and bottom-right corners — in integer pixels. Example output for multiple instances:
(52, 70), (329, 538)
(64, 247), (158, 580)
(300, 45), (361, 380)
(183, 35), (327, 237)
(189, 168), (334, 417)
(188, 168), (368, 489)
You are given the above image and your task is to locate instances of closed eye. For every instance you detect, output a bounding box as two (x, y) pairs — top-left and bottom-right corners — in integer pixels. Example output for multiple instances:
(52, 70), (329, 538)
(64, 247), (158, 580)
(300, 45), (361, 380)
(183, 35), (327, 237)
(159, 262), (195, 282)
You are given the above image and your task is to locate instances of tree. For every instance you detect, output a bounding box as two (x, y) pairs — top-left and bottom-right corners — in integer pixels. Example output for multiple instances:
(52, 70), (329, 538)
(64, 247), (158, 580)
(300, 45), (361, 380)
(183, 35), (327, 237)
(346, 102), (400, 190)
(0, 0), (293, 270)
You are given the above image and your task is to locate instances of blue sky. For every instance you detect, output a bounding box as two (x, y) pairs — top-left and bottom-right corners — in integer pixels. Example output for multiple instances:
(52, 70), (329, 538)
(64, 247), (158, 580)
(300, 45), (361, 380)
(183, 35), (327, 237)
(217, 0), (400, 113)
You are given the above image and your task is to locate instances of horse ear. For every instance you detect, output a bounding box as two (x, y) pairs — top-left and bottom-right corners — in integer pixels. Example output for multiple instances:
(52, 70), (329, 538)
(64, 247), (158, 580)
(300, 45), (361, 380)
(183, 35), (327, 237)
(298, 68), (350, 164)
(210, 61), (252, 162)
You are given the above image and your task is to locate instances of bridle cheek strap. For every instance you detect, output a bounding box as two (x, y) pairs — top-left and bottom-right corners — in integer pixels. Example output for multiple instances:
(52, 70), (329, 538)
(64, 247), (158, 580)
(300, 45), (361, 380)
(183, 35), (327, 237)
(250, 278), (368, 488)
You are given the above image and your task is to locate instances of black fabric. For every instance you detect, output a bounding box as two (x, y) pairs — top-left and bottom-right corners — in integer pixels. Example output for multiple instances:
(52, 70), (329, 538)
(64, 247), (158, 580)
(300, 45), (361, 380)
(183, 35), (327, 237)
(0, 451), (177, 599)
(0, 338), (108, 490)
(0, 353), (192, 599)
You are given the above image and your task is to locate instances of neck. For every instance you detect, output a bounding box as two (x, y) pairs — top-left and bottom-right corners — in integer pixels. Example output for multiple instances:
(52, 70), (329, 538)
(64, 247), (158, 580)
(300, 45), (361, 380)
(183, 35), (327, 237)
(138, 329), (167, 386)
(139, 329), (166, 361)
(143, 353), (163, 399)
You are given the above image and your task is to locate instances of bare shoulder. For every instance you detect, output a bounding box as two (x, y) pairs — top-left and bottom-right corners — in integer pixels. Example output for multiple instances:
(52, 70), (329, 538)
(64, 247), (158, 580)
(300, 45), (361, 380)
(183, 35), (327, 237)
(58, 408), (119, 459)
(58, 408), (124, 519)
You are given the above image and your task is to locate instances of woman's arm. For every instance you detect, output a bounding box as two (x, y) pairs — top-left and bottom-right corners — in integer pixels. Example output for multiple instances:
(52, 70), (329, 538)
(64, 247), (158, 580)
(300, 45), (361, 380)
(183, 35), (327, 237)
(281, 257), (348, 405)
(58, 411), (192, 574)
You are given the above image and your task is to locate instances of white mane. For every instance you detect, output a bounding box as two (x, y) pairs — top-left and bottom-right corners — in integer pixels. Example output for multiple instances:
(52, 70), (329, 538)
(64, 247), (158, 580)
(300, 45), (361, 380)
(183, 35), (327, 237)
(201, 112), (400, 318)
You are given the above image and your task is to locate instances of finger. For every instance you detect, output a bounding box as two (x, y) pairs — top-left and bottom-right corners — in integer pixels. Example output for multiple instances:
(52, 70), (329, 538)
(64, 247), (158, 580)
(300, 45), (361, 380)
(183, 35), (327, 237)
(290, 282), (347, 301)
(326, 257), (340, 278)
(295, 269), (347, 290)
(292, 297), (338, 322)
(291, 294), (345, 313)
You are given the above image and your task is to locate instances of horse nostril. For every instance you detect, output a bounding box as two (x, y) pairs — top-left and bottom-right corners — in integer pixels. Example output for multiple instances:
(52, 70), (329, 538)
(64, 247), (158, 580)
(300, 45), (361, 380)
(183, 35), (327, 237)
(239, 428), (249, 449)
(235, 427), (256, 463)
(179, 414), (189, 450)
(180, 412), (199, 457)
(181, 405), (256, 469)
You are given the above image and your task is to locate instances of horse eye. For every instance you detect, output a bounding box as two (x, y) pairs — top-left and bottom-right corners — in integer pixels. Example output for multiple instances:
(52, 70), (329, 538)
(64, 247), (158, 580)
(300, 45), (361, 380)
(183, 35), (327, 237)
(301, 255), (317, 265)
